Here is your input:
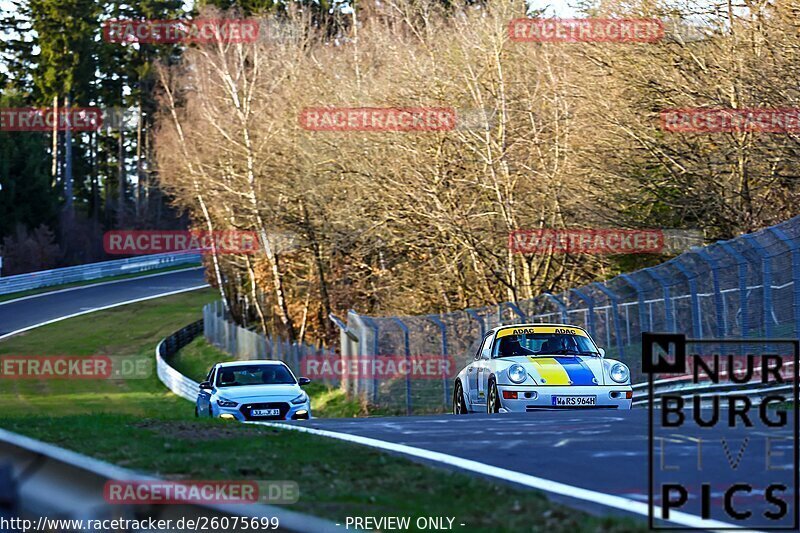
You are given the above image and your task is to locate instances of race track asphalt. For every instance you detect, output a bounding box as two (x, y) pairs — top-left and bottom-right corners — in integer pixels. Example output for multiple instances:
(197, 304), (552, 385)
(0, 268), (208, 337)
(275, 408), (797, 529)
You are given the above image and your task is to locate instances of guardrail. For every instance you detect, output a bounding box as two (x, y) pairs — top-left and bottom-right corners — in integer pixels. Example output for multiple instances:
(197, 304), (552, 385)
(156, 320), (205, 402)
(0, 428), (339, 532)
(0, 252), (202, 296)
(630, 375), (797, 407)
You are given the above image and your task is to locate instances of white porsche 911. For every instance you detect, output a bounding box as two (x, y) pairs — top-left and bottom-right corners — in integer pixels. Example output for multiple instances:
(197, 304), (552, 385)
(453, 324), (632, 413)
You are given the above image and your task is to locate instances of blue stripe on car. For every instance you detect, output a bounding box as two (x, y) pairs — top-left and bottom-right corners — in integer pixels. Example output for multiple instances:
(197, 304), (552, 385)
(557, 356), (596, 385)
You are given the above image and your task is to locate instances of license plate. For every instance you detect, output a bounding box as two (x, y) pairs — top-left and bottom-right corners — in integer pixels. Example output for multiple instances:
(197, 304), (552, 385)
(551, 395), (596, 407)
(251, 408), (280, 417)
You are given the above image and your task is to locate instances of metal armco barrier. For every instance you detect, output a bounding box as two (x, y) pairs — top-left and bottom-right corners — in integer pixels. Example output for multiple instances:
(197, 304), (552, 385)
(0, 428), (339, 532)
(156, 321), (204, 401)
(0, 252), (202, 296)
(630, 377), (796, 407)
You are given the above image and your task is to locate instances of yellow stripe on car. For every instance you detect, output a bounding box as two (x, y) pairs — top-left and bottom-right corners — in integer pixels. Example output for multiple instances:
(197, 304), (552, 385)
(526, 357), (571, 385)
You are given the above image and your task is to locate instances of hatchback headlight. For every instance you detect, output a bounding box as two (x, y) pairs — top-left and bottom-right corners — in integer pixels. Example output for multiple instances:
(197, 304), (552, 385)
(290, 392), (308, 405)
(216, 397), (238, 407)
(609, 363), (630, 383)
(507, 364), (528, 384)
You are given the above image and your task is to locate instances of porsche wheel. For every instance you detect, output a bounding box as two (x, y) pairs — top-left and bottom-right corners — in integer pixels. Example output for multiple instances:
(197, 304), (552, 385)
(487, 380), (501, 414)
(453, 381), (468, 414)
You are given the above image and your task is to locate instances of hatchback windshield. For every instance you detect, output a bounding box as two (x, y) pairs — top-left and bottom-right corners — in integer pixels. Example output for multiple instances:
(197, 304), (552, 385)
(216, 364), (296, 387)
(494, 332), (600, 358)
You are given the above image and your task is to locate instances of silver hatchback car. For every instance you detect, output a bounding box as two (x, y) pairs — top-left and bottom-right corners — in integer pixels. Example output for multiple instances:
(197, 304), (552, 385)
(196, 360), (312, 421)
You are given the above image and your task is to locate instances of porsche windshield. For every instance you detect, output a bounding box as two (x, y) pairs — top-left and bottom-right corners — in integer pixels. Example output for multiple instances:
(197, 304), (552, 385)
(494, 332), (600, 358)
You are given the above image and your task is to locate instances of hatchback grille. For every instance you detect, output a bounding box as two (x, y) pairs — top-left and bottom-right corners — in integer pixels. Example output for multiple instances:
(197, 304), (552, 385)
(240, 402), (290, 421)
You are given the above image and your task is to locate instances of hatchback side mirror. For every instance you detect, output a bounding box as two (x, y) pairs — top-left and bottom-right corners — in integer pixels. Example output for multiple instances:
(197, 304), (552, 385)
(298, 377), (312, 386)
(598, 348), (605, 358)
(199, 381), (212, 390)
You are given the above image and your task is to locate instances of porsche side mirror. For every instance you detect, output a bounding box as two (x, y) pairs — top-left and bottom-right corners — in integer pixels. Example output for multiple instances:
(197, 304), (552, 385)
(298, 377), (312, 386)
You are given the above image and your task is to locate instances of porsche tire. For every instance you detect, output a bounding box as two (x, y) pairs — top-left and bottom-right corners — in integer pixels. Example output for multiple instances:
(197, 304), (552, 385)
(487, 379), (501, 414)
(453, 381), (468, 414)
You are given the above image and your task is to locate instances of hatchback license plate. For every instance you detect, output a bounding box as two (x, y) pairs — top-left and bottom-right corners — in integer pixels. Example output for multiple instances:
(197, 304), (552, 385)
(552, 395), (596, 407)
(251, 408), (281, 417)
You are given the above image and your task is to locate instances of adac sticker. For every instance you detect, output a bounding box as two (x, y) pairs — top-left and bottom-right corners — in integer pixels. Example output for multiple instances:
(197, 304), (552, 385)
(496, 326), (588, 338)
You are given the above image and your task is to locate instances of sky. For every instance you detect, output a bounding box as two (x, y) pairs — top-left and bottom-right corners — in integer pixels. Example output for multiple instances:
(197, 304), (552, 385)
(527, 0), (582, 17)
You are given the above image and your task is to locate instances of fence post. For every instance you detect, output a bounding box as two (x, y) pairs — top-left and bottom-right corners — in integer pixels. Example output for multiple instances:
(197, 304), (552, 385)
(621, 273), (649, 336)
(719, 242), (750, 338)
(392, 317), (413, 415)
(505, 302), (527, 322)
(427, 315), (450, 408)
(466, 309), (486, 337)
(359, 315), (380, 405)
(644, 268), (675, 332)
(591, 282), (624, 358)
(742, 234), (774, 338)
(330, 313), (356, 393)
(214, 301), (222, 350)
(673, 261), (702, 338)
(543, 292), (569, 323)
(768, 227), (800, 337)
(693, 249), (726, 338)
(569, 288), (595, 337)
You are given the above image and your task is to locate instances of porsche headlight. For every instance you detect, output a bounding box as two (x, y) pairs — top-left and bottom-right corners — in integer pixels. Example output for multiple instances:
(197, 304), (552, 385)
(507, 364), (528, 384)
(290, 392), (308, 405)
(609, 363), (630, 384)
(216, 397), (238, 407)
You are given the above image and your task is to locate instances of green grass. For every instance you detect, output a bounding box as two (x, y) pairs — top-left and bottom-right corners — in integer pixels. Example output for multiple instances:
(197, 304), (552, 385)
(0, 291), (644, 530)
(0, 263), (201, 303)
(169, 336), (233, 383)
(0, 288), (217, 417)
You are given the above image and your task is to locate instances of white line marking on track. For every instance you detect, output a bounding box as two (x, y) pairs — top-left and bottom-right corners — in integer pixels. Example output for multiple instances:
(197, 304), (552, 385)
(0, 284), (209, 341)
(0, 266), (203, 307)
(250, 421), (746, 531)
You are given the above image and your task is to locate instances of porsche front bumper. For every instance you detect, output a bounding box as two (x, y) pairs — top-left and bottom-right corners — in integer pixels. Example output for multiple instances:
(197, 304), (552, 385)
(495, 384), (633, 411)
